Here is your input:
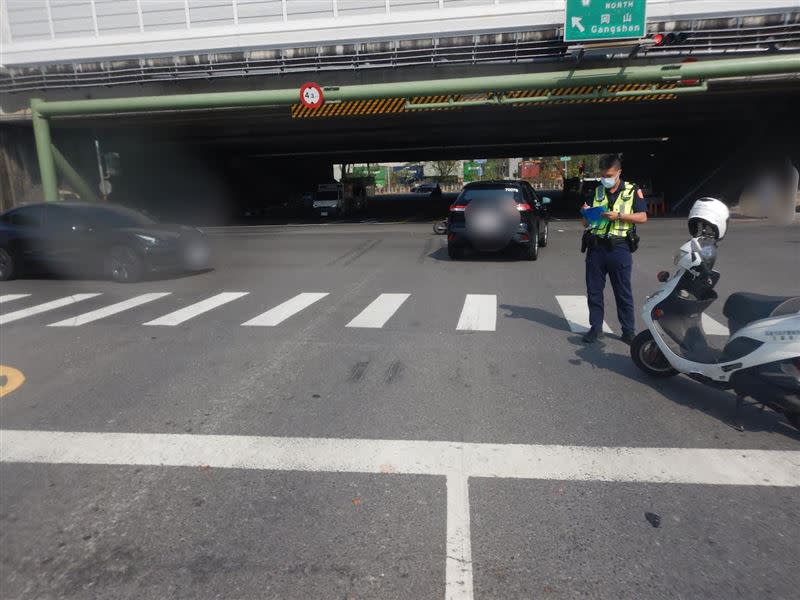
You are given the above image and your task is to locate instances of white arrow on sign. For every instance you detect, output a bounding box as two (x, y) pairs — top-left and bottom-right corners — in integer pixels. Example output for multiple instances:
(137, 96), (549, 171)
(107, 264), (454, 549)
(571, 16), (585, 32)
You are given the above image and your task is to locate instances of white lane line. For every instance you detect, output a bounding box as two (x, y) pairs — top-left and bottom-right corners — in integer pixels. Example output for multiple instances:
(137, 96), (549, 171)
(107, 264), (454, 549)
(346, 293), (410, 329)
(49, 293), (172, 327)
(242, 292), (328, 327)
(446, 474), (474, 600)
(2, 430), (799, 487)
(143, 292), (248, 326)
(0, 294), (31, 304)
(555, 295), (613, 334)
(702, 314), (730, 336)
(0, 294), (101, 326)
(5, 431), (798, 600)
(456, 294), (496, 332)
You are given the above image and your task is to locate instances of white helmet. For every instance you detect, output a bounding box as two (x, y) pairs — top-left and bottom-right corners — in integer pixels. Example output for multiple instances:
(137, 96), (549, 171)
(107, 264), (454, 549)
(688, 197), (730, 240)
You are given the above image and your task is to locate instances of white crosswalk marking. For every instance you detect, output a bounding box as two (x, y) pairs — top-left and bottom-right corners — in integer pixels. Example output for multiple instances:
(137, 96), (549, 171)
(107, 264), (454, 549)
(49, 293), (172, 327)
(0, 294), (30, 304)
(242, 292), (329, 327)
(702, 314), (730, 336)
(144, 292), (249, 326)
(456, 294), (497, 331)
(346, 293), (410, 329)
(0, 294), (101, 326)
(555, 295), (613, 334)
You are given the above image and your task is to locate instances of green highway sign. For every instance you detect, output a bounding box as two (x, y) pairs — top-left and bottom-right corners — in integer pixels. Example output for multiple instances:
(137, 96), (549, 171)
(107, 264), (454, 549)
(564, 0), (647, 43)
(560, 156), (572, 162)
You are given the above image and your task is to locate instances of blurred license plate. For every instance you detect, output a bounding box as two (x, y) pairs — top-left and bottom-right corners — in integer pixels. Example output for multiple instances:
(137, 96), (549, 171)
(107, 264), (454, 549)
(321, 211), (328, 216)
(474, 214), (499, 231)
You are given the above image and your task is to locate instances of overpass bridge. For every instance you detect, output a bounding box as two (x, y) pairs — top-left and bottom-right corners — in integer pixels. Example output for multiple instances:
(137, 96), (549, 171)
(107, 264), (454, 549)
(1, 0), (799, 218)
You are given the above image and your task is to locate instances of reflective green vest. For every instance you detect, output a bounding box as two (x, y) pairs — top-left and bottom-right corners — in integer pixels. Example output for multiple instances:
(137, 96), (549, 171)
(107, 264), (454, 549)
(591, 181), (636, 238)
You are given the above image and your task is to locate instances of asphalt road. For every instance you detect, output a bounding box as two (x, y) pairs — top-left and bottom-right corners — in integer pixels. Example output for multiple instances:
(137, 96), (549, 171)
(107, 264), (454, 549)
(1, 218), (798, 600)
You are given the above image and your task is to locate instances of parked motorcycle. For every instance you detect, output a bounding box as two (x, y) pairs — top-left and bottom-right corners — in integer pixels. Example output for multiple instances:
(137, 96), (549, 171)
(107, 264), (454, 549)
(630, 198), (800, 430)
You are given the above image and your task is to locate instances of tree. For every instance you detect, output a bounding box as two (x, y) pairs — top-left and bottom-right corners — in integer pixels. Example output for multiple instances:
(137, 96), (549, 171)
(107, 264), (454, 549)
(481, 159), (506, 180)
(538, 157), (563, 181)
(431, 160), (458, 178)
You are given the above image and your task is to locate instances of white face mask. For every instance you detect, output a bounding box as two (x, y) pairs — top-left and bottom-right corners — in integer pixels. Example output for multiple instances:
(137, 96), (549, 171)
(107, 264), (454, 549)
(601, 176), (618, 189)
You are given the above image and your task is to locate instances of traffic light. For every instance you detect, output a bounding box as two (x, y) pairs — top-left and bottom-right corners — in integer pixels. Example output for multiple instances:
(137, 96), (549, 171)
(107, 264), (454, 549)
(652, 32), (689, 47)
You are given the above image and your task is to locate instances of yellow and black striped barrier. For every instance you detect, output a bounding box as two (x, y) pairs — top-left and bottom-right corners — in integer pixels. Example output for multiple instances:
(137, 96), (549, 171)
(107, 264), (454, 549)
(290, 83), (680, 118)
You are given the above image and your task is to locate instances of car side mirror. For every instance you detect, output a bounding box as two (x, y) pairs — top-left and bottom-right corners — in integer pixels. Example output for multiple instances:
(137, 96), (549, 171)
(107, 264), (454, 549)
(542, 197), (552, 205)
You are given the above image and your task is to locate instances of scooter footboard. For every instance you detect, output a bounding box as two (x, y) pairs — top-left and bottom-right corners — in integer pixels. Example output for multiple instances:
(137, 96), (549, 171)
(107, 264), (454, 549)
(653, 293), (721, 363)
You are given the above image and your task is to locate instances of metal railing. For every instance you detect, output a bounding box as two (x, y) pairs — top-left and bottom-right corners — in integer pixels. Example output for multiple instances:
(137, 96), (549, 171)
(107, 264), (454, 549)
(2, 13), (798, 93)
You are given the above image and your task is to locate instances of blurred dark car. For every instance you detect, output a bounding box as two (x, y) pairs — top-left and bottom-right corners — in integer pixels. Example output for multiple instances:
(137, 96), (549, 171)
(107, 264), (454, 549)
(447, 180), (550, 260)
(0, 202), (210, 283)
(411, 182), (443, 199)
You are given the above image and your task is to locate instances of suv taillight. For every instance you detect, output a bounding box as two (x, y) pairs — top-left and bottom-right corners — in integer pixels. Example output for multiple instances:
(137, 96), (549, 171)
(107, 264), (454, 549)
(450, 204), (467, 212)
(516, 203), (532, 211)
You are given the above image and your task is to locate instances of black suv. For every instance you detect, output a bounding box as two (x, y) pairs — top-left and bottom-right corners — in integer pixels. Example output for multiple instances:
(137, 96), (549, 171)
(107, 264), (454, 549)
(447, 180), (550, 260)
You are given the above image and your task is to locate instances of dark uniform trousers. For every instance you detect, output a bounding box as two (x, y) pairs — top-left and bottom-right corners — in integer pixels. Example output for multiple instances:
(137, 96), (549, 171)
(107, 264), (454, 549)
(585, 239), (635, 335)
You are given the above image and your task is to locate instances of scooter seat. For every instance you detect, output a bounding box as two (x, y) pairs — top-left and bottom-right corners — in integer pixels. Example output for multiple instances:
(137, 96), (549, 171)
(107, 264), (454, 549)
(723, 292), (800, 334)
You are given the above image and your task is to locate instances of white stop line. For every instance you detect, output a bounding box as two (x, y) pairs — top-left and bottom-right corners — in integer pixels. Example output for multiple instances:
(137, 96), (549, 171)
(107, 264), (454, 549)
(2, 430), (798, 600)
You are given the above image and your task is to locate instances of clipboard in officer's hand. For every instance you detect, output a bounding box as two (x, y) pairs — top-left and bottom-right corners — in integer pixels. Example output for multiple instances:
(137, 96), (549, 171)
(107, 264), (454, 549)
(580, 206), (608, 227)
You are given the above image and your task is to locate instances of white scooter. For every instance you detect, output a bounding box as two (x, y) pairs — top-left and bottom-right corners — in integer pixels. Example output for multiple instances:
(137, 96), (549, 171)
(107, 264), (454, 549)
(630, 198), (800, 431)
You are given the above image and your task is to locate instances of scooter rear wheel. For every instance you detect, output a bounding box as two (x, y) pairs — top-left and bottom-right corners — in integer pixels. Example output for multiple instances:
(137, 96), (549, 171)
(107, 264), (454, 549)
(631, 330), (678, 378)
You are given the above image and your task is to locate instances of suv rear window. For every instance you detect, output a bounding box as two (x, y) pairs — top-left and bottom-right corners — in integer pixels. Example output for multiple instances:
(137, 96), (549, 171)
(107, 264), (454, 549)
(458, 186), (523, 205)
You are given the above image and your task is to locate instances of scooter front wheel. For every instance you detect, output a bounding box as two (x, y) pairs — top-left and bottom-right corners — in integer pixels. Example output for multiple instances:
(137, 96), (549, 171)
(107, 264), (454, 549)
(631, 330), (678, 378)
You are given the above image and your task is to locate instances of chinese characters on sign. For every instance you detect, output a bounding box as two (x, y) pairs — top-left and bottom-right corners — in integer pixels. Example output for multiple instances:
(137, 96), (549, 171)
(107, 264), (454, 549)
(564, 0), (648, 43)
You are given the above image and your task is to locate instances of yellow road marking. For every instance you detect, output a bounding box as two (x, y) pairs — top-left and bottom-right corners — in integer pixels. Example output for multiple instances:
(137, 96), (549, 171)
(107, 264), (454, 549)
(0, 365), (25, 398)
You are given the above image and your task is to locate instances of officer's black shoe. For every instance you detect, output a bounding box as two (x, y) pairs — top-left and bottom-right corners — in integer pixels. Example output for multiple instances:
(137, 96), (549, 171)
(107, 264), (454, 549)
(582, 328), (603, 343)
(620, 331), (636, 345)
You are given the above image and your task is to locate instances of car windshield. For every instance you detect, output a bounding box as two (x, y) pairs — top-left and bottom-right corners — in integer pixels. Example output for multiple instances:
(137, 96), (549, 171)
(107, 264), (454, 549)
(85, 205), (155, 228)
(458, 187), (522, 204)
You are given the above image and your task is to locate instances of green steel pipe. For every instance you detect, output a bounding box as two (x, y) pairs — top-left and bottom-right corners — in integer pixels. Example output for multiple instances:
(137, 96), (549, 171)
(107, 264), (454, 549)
(31, 100), (58, 202)
(33, 55), (800, 117)
(404, 82), (709, 110)
(51, 144), (99, 203)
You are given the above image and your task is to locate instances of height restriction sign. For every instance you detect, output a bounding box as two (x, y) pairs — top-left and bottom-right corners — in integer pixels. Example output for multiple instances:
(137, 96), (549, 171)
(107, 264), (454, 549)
(299, 82), (324, 109)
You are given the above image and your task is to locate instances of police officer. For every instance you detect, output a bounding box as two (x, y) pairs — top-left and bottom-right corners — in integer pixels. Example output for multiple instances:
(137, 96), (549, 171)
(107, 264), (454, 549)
(581, 154), (648, 344)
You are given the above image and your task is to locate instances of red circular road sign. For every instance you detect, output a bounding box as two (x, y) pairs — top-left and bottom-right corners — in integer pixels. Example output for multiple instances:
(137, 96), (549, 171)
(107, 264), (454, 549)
(299, 82), (324, 109)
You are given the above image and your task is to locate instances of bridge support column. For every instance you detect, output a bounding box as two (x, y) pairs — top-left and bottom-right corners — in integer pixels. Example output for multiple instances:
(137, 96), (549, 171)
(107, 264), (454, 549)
(50, 144), (99, 203)
(31, 99), (58, 202)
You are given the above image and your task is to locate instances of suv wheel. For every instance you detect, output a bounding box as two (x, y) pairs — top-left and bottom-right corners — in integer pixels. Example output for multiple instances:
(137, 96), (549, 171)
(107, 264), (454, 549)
(523, 229), (539, 261)
(448, 243), (463, 260)
(538, 221), (549, 247)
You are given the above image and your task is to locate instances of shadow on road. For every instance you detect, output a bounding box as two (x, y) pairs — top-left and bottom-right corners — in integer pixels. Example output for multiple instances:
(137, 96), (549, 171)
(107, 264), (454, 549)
(427, 246), (526, 263)
(499, 304), (571, 332)
(568, 335), (800, 440)
(13, 267), (214, 284)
